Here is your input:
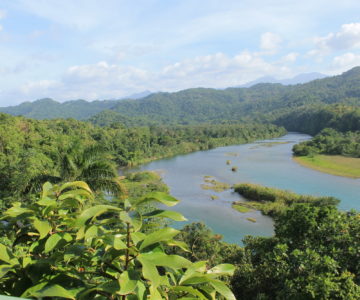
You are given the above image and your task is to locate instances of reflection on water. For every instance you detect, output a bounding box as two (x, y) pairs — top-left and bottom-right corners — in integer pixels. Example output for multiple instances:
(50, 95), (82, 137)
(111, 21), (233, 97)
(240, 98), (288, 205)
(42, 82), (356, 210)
(129, 133), (360, 245)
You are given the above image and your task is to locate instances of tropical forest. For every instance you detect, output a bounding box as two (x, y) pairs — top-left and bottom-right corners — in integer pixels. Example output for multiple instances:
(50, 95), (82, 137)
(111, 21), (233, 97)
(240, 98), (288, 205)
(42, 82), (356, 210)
(0, 1), (360, 299)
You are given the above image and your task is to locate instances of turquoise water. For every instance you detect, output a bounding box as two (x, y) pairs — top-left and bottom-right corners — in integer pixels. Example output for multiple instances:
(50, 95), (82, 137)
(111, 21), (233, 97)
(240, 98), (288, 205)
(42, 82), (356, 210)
(129, 133), (360, 245)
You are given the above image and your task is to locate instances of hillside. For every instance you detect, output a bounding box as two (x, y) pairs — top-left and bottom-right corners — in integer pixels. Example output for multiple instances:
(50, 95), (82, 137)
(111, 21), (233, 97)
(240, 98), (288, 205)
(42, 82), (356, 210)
(0, 98), (119, 120)
(1, 67), (360, 123)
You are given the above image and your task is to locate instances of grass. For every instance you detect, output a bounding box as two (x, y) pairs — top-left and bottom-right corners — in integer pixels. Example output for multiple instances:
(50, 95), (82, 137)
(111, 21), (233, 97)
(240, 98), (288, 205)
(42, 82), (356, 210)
(233, 183), (339, 217)
(201, 177), (230, 192)
(210, 195), (219, 200)
(232, 202), (253, 213)
(294, 155), (360, 178)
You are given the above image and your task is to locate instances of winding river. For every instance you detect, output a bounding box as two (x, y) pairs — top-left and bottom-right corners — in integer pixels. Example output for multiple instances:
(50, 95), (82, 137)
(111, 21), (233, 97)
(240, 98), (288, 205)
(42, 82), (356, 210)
(129, 133), (360, 245)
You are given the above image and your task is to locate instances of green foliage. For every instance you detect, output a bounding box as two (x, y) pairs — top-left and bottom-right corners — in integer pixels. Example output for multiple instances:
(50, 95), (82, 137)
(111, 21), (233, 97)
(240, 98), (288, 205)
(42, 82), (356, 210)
(275, 104), (360, 135)
(293, 128), (360, 158)
(0, 181), (235, 299)
(231, 205), (360, 299)
(170, 223), (244, 268)
(0, 113), (285, 201)
(233, 183), (339, 217)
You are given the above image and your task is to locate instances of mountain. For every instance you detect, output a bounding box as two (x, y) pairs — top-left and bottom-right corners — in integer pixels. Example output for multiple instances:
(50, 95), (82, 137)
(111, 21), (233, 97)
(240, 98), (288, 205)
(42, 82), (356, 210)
(0, 67), (358, 123)
(95, 67), (358, 124)
(238, 72), (327, 87)
(0, 98), (120, 120)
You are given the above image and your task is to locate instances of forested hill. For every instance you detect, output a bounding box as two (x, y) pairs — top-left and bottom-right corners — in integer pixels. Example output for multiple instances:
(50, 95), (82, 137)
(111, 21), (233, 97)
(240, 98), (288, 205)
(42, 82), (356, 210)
(0, 98), (119, 120)
(1, 66), (360, 123)
(106, 67), (360, 124)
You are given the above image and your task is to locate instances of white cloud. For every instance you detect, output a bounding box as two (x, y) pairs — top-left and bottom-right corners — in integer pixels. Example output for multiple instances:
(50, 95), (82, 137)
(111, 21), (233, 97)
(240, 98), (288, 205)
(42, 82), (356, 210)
(260, 32), (282, 52)
(314, 23), (360, 53)
(281, 52), (298, 63)
(331, 52), (360, 72)
(4, 51), (298, 103)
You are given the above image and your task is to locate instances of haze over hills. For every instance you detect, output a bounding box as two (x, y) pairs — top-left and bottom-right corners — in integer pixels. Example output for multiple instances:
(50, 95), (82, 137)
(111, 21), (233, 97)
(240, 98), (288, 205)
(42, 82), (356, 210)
(0, 67), (358, 123)
(238, 72), (328, 88)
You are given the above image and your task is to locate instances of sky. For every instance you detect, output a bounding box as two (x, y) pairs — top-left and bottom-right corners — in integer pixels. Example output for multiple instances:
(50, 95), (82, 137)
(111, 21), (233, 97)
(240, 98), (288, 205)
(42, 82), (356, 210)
(1, 0), (360, 106)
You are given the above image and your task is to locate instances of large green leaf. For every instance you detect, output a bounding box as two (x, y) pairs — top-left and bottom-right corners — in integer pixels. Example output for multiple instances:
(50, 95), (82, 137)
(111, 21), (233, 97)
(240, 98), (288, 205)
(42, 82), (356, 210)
(59, 189), (93, 202)
(138, 192), (179, 207)
(44, 233), (63, 253)
(179, 261), (207, 285)
(118, 270), (138, 295)
(33, 219), (52, 240)
(75, 205), (121, 227)
(143, 209), (187, 221)
(137, 256), (161, 287)
(26, 284), (76, 299)
(209, 279), (236, 300)
(59, 181), (92, 193)
(208, 264), (235, 277)
(139, 252), (191, 269)
(4, 203), (32, 218)
(140, 227), (180, 250)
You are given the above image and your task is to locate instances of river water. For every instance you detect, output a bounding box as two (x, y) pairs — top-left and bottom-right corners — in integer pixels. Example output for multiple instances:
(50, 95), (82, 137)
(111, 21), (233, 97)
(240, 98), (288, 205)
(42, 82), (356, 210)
(129, 133), (360, 244)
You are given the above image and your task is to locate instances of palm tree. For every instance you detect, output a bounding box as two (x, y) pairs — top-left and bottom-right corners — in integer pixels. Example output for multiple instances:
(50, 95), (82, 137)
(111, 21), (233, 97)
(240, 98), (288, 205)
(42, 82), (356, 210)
(24, 141), (126, 197)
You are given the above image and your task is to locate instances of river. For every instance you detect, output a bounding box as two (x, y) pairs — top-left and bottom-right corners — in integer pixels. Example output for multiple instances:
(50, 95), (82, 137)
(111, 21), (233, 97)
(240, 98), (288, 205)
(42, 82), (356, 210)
(129, 133), (360, 245)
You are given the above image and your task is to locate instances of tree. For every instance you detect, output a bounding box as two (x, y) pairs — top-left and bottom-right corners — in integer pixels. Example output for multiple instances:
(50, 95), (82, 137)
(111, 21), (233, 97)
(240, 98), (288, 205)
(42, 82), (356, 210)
(0, 181), (236, 299)
(25, 142), (124, 196)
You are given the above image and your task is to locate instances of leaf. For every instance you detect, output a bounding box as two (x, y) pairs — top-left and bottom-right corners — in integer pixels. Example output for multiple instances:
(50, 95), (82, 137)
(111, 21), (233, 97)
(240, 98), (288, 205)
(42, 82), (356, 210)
(171, 286), (207, 299)
(209, 279), (236, 300)
(166, 240), (190, 252)
(118, 270), (138, 295)
(41, 182), (53, 199)
(140, 227), (180, 250)
(33, 219), (52, 239)
(103, 234), (127, 250)
(84, 225), (99, 240)
(138, 192), (179, 207)
(0, 244), (13, 264)
(27, 284), (76, 299)
(0, 265), (12, 278)
(44, 233), (63, 253)
(139, 252), (191, 269)
(59, 181), (92, 194)
(59, 189), (93, 202)
(4, 203), (32, 218)
(137, 256), (161, 287)
(208, 264), (235, 277)
(113, 234), (127, 250)
(143, 210), (187, 221)
(75, 205), (121, 227)
(149, 285), (162, 300)
(131, 232), (146, 245)
(179, 261), (207, 285)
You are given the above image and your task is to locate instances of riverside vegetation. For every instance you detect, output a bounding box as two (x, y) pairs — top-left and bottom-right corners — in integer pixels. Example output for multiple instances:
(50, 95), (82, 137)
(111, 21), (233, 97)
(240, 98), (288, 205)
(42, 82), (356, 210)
(0, 66), (360, 298)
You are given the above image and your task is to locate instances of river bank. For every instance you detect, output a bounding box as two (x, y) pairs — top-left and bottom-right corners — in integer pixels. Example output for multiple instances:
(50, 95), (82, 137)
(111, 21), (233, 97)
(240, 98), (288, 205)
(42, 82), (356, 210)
(127, 133), (360, 244)
(293, 155), (360, 178)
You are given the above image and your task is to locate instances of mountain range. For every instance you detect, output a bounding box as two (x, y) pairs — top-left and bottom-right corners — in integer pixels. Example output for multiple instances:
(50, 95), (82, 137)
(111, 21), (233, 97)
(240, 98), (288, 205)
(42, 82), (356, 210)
(0, 67), (359, 124)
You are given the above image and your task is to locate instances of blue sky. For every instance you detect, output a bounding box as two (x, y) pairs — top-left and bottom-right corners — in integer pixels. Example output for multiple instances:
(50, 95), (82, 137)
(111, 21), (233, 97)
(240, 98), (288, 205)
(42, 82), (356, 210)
(1, 0), (360, 105)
